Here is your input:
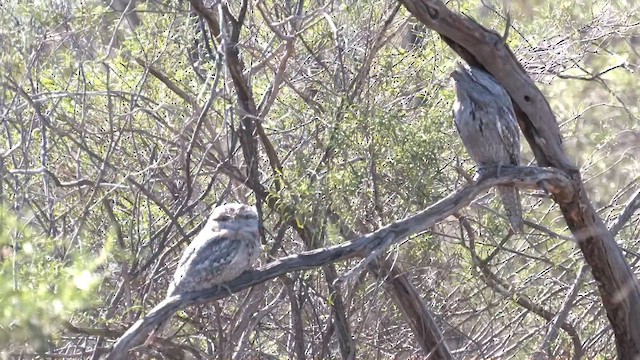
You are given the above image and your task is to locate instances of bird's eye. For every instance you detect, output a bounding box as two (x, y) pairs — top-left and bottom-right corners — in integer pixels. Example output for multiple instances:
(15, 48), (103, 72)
(239, 214), (256, 220)
(215, 215), (231, 221)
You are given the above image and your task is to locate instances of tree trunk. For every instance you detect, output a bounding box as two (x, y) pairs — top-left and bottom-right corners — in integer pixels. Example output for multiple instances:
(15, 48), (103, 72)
(397, 0), (640, 357)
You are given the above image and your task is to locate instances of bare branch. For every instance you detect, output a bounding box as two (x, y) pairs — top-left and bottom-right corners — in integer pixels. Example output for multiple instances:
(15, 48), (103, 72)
(398, 0), (571, 169)
(398, 1), (640, 356)
(609, 189), (640, 238)
(106, 165), (573, 358)
(536, 264), (589, 360)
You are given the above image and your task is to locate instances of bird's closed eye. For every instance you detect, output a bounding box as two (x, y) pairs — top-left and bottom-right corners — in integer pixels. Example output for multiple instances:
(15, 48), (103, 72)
(215, 215), (231, 221)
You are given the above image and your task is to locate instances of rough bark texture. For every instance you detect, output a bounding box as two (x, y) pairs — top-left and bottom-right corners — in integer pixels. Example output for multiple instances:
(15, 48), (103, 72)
(188, 3), (444, 359)
(369, 258), (453, 360)
(106, 166), (572, 358)
(397, 1), (640, 357)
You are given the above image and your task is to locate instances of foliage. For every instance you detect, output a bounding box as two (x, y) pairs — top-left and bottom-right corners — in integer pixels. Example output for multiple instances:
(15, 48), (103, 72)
(0, 208), (105, 353)
(0, 0), (638, 358)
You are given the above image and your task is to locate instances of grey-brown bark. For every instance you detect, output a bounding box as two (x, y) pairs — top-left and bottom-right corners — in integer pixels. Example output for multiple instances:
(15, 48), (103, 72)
(397, 1), (640, 357)
(105, 166), (573, 358)
(187, 3), (446, 359)
(368, 258), (453, 360)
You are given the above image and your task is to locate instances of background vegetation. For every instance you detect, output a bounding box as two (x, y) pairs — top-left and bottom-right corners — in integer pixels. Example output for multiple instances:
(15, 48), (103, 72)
(0, 0), (638, 358)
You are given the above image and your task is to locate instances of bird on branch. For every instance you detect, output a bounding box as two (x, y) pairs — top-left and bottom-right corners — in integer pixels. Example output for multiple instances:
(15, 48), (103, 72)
(451, 63), (524, 233)
(146, 203), (261, 345)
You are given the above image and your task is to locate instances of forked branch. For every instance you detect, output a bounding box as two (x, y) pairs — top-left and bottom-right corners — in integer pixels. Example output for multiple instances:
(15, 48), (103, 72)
(105, 166), (573, 358)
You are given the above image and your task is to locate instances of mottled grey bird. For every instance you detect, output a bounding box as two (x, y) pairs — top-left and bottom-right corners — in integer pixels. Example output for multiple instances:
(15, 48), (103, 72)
(147, 203), (261, 344)
(451, 63), (524, 233)
(167, 203), (261, 296)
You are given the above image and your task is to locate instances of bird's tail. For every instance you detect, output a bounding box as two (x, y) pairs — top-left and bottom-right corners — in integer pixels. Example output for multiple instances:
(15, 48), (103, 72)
(145, 288), (177, 345)
(498, 186), (524, 234)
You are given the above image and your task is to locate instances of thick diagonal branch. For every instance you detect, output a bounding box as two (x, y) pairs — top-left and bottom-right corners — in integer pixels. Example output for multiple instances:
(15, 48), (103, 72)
(105, 166), (573, 358)
(397, 1), (640, 357)
(398, 0), (569, 169)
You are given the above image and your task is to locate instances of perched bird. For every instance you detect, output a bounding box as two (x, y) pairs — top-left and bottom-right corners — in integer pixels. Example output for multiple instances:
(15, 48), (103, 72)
(147, 203), (261, 343)
(451, 63), (524, 233)
(167, 203), (261, 296)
